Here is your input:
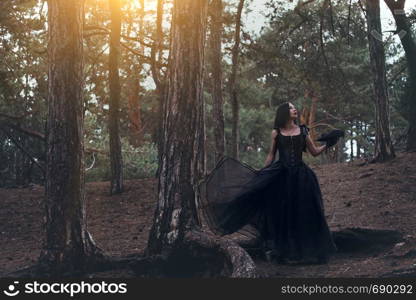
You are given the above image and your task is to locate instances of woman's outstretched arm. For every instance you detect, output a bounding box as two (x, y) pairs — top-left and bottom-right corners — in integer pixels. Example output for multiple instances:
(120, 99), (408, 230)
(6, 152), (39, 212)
(264, 129), (278, 166)
(305, 135), (327, 157)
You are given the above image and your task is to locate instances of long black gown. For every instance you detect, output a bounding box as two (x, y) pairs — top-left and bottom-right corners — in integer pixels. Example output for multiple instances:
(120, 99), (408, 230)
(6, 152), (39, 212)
(201, 124), (338, 262)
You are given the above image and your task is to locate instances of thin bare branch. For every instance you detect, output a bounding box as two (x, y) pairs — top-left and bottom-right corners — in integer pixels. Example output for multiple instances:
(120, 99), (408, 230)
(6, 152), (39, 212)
(1, 129), (45, 174)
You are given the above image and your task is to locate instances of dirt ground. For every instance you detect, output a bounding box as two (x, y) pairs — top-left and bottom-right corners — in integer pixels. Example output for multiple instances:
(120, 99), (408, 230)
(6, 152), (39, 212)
(0, 151), (415, 278)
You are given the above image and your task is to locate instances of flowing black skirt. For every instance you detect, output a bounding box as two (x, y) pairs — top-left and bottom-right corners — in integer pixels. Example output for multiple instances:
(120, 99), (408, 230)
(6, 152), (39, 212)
(200, 157), (338, 261)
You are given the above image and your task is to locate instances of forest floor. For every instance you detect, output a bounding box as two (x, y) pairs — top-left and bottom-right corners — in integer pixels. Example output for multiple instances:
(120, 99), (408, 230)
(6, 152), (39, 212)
(0, 151), (415, 278)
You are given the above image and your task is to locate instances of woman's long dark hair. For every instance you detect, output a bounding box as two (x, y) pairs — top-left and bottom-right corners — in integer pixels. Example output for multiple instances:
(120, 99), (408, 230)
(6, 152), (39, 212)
(273, 102), (299, 130)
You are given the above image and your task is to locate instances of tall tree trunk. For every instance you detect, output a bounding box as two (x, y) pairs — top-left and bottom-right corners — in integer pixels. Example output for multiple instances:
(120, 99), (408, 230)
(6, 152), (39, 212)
(153, 0), (166, 178)
(209, 0), (225, 166)
(40, 0), (103, 275)
(109, 0), (124, 194)
(356, 120), (361, 158)
(151, 0), (164, 92)
(127, 0), (145, 147)
(145, 1), (256, 277)
(384, 0), (416, 151)
(308, 93), (318, 141)
(127, 75), (143, 147)
(337, 140), (343, 163)
(363, 122), (368, 157)
(350, 127), (354, 161)
(147, 0), (208, 255)
(365, 0), (395, 162)
(229, 0), (244, 160)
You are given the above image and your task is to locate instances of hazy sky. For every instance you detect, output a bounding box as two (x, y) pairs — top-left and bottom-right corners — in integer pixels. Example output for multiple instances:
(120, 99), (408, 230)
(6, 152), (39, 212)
(245, 0), (416, 35)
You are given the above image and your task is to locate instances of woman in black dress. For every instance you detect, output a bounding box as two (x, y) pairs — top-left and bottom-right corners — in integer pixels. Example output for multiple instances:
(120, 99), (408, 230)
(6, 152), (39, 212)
(202, 102), (339, 264)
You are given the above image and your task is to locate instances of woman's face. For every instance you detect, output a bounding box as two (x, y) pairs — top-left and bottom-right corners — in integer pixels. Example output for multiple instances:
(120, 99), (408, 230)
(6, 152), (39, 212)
(288, 103), (298, 119)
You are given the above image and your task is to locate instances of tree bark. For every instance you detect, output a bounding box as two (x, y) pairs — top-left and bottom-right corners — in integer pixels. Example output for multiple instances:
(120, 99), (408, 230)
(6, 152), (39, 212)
(109, 0), (124, 194)
(350, 125), (354, 161)
(384, 0), (416, 151)
(365, 0), (395, 162)
(209, 0), (226, 166)
(144, 0), (257, 278)
(151, 0), (164, 92)
(356, 120), (361, 158)
(133, 230), (257, 278)
(127, 0), (145, 147)
(127, 74), (143, 147)
(40, 0), (103, 275)
(147, 0), (208, 255)
(308, 94), (318, 141)
(153, 0), (166, 178)
(229, 0), (244, 160)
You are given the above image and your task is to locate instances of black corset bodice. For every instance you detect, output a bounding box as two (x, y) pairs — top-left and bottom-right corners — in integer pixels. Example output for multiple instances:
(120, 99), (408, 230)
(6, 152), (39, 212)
(275, 128), (307, 167)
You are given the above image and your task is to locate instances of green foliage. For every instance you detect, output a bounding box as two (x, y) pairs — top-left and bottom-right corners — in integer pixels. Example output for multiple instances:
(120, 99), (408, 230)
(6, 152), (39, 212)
(122, 140), (158, 178)
(84, 113), (157, 182)
(85, 137), (157, 182)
